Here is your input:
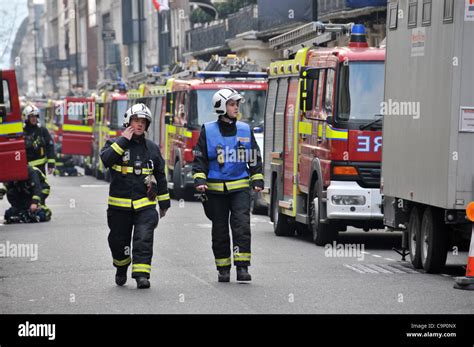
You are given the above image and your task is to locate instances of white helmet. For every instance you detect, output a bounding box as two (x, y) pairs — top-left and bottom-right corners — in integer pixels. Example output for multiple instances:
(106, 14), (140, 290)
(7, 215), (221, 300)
(212, 88), (245, 115)
(22, 104), (39, 120)
(123, 103), (152, 129)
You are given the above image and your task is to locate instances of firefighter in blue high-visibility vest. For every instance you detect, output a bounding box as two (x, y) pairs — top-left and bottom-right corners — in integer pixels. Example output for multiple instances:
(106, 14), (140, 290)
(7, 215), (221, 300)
(100, 103), (170, 289)
(192, 88), (264, 283)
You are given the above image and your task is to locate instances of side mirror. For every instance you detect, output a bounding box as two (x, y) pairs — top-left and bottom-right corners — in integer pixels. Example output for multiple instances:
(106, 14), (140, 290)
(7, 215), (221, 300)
(299, 68), (319, 113)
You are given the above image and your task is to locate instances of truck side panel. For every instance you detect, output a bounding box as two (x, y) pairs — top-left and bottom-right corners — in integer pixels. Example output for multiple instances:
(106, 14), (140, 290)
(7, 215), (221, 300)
(382, 0), (458, 209)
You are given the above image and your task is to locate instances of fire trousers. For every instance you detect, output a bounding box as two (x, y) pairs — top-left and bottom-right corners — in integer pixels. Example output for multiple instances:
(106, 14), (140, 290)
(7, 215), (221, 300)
(107, 207), (159, 279)
(207, 189), (251, 270)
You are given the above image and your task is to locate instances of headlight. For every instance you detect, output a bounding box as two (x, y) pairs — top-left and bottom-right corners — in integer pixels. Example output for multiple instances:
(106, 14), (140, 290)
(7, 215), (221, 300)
(331, 195), (366, 205)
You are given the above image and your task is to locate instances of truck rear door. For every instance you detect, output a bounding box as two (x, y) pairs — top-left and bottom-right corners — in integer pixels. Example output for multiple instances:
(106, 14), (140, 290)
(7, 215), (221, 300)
(62, 97), (94, 156)
(0, 70), (28, 182)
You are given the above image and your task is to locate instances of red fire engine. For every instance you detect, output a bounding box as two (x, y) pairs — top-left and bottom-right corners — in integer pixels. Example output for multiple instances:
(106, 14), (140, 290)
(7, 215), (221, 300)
(0, 70), (28, 182)
(265, 23), (385, 245)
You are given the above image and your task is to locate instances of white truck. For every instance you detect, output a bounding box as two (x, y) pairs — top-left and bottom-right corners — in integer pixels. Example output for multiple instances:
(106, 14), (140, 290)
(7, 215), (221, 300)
(382, 0), (474, 273)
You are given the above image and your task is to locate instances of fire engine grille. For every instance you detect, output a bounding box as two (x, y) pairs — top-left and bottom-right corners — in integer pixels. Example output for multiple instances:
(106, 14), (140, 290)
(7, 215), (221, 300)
(358, 167), (381, 188)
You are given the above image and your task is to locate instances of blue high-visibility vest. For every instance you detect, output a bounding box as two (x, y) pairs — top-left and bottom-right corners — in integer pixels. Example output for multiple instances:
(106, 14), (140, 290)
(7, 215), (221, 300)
(205, 120), (251, 181)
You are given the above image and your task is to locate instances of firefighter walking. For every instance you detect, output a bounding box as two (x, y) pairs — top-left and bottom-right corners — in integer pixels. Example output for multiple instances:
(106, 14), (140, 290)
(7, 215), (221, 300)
(100, 103), (170, 289)
(192, 88), (264, 282)
(22, 104), (55, 175)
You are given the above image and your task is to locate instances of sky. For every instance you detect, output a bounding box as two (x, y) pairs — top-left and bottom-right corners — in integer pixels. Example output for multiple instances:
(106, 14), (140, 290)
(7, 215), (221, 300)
(0, 0), (28, 69)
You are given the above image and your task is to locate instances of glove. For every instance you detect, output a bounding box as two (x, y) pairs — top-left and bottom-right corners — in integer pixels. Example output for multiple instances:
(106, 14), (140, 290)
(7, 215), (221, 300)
(0, 187), (6, 200)
(147, 182), (158, 201)
(144, 175), (158, 201)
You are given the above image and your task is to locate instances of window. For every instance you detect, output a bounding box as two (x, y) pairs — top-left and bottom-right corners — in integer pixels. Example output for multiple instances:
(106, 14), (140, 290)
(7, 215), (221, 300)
(422, 0), (432, 26)
(443, 0), (454, 23)
(325, 69), (335, 114)
(408, 0), (418, 28)
(337, 62), (385, 122)
(1, 80), (11, 114)
(316, 70), (325, 113)
(389, 2), (399, 30)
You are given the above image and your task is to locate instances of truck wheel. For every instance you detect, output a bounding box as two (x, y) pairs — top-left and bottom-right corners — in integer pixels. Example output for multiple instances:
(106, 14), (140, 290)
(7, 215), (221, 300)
(420, 207), (448, 273)
(271, 182), (294, 236)
(408, 206), (423, 269)
(309, 183), (337, 246)
(173, 161), (185, 200)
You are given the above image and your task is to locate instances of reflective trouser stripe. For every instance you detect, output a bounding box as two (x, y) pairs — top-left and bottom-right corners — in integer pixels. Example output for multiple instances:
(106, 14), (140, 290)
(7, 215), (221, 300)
(113, 257), (131, 267)
(132, 197), (156, 209)
(157, 193), (170, 201)
(47, 159), (56, 164)
(32, 195), (41, 202)
(193, 172), (207, 180)
(29, 157), (47, 166)
(250, 174), (263, 181)
(132, 264), (151, 273)
(111, 142), (124, 155)
(215, 258), (232, 267)
(42, 189), (50, 195)
(233, 253), (251, 262)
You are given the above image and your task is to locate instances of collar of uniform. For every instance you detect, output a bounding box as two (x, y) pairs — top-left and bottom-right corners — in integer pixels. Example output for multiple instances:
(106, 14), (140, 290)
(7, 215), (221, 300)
(131, 134), (146, 143)
(24, 123), (38, 130)
(218, 115), (236, 126)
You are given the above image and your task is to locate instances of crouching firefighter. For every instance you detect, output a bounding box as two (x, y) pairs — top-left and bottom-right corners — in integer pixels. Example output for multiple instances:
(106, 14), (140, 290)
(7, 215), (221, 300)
(192, 88), (264, 283)
(0, 166), (52, 223)
(100, 103), (170, 289)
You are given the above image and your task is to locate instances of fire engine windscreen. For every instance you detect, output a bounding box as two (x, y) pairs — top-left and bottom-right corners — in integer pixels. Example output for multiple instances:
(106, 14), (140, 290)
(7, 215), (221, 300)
(337, 62), (385, 121)
(2, 80), (11, 113)
(189, 89), (266, 129)
(111, 99), (127, 129)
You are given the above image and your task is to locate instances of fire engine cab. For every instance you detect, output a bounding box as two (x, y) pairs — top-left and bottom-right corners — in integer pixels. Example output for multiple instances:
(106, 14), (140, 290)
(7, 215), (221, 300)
(164, 55), (268, 201)
(265, 23), (385, 245)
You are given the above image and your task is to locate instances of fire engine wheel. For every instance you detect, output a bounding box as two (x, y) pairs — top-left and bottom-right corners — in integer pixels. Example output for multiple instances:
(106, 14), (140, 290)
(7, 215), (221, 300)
(173, 161), (185, 200)
(309, 184), (337, 246)
(408, 206), (423, 269)
(271, 182), (294, 237)
(420, 207), (448, 273)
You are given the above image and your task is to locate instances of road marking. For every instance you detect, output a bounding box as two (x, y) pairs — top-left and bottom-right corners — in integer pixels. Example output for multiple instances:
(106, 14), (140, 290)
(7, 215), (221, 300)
(343, 264), (365, 273)
(80, 184), (108, 188)
(365, 264), (393, 274)
(384, 258), (396, 261)
(344, 263), (421, 274)
(371, 254), (382, 258)
(197, 224), (212, 228)
(361, 251), (370, 255)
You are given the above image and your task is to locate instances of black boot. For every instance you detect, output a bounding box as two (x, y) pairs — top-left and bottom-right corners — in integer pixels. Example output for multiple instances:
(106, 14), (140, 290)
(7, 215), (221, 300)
(136, 277), (150, 289)
(236, 266), (252, 281)
(218, 269), (230, 283)
(115, 267), (127, 286)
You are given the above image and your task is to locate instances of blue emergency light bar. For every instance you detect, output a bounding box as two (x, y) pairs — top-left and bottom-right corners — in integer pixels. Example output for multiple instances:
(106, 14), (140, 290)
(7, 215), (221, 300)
(196, 71), (268, 79)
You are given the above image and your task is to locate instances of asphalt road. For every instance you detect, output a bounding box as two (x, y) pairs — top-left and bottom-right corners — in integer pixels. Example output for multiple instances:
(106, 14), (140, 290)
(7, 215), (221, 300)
(0, 174), (472, 314)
